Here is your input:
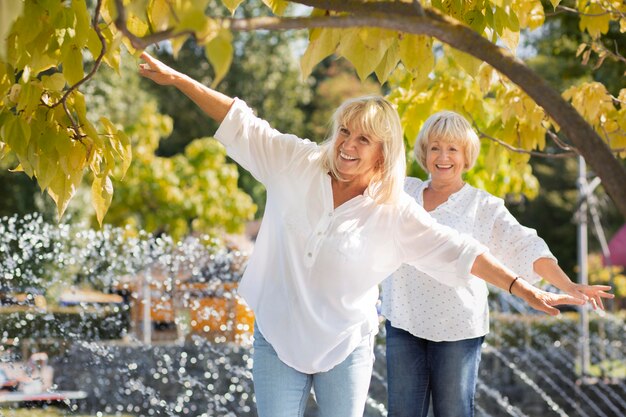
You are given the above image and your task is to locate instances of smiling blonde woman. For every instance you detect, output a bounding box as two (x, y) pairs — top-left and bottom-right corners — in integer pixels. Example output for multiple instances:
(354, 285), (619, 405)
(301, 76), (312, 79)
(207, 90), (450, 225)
(139, 53), (586, 417)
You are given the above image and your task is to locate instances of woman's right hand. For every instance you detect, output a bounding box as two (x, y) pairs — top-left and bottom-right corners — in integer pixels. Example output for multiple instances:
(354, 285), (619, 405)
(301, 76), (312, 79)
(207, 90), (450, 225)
(138, 52), (181, 86)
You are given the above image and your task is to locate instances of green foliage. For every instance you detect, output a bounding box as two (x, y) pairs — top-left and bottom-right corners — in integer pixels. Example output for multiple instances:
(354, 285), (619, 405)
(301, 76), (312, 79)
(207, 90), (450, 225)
(82, 50), (256, 239)
(1, 0), (624, 221)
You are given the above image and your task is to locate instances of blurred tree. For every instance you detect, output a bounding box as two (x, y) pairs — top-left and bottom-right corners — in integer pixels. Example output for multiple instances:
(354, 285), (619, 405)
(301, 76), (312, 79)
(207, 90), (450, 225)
(82, 53), (256, 239)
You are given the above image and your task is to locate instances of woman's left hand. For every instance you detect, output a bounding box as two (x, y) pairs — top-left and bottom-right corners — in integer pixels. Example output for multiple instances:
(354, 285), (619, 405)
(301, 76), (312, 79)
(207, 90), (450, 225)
(563, 283), (614, 311)
(513, 278), (586, 316)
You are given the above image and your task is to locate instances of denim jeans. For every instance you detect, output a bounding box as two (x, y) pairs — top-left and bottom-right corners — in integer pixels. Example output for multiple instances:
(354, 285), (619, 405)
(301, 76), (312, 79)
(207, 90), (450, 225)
(252, 323), (375, 417)
(385, 320), (484, 417)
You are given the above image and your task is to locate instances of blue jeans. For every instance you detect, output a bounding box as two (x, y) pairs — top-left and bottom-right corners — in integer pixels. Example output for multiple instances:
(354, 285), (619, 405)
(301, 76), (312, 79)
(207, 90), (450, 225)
(385, 320), (484, 417)
(252, 323), (374, 417)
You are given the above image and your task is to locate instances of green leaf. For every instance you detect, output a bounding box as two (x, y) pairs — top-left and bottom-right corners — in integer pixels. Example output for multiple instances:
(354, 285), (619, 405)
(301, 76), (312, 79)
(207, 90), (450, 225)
(62, 43), (84, 85)
(205, 29), (233, 88)
(2, 113), (31, 158)
(92, 174), (113, 226)
(464, 10), (486, 34)
(42, 73), (66, 91)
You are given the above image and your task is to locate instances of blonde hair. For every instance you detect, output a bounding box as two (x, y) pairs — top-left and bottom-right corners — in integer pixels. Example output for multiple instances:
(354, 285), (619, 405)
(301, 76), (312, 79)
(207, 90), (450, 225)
(414, 111), (480, 172)
(320, 96), (405, 204)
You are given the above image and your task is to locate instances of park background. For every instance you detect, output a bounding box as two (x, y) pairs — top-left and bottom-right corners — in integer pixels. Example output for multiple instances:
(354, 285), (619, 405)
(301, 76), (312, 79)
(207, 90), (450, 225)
(0, 0), (625, 416)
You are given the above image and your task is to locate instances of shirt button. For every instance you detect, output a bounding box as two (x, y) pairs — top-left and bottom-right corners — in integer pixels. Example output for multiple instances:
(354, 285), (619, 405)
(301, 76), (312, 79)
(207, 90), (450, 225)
(307, 252), (312, 257)
(328, 212), (332, 217)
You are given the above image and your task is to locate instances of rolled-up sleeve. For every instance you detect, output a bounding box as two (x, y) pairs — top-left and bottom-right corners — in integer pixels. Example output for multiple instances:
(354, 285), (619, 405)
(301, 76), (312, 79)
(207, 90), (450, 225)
(486, 198), (555, 284)
(214, 98), (312, 184)
(396, 199), (488, 287)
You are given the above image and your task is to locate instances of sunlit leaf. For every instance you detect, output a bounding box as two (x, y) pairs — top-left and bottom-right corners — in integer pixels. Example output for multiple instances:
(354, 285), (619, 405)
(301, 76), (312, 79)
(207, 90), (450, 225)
(205, 29), (233, 88)
(92, 174), (114, 226)
(399, 34), (434, 86)
(337, 29), (390, 81)
(62, 42), (84, 85)
(374, 40), (400, 84)
(262, 0), (288, 15)
(448, 46), (481, 77)
(0, 0), (23, 60)
(300, 28), (340, 80)
(2, 113), (31, 158)
(47, 167), (83, 218)
(221, 0), (245, 15)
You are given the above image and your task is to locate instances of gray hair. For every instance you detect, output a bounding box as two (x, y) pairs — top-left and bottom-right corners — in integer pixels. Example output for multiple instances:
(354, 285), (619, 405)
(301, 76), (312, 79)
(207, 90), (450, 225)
(414, 111), (480, 172)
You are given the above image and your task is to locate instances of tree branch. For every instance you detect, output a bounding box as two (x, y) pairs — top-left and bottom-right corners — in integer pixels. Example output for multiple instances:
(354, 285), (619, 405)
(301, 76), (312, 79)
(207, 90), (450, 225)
(547, 4), (612, 17)
(113, 0), (193, 50)
(478, 130), (576, 159)
(224, 11), (626, 217)
(546, 130), (576, 152)
(112, 0), (626, 217)
(45, 0), (108, 142)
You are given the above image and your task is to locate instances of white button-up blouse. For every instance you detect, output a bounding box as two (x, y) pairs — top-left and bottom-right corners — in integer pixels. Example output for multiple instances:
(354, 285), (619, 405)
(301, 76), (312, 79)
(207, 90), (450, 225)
(381, 177), (556, 342)
(215, 100), (487, 373)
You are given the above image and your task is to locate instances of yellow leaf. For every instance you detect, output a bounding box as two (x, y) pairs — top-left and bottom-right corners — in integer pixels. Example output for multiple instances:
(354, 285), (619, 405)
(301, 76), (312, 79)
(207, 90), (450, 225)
(205, 29), (233, 88)
(399, 34), (434, 86)
(300, 28), (340, 80)
(100, 117), (132, 177)
(0, 0), (23, 60)
(338, 28), (395, 81)
(500, 28), (519, 54)
(579, 3), (611, 39)
(47, 167), (83, 218)
(262, 0), (288, 15)
(42, 73), (66, 91)
(549, 0), (561, 9)
(448, 46), (482, 77)
(16, 82), (43, 118)
(477, 62), (494, 93)
(221, 0), (245, 15)
(148, 0), (172, 31)
(374, 40), (400, 84)
(71, 0), (90, 48)
(86, 26), (103, 60)
(92, 174), (114, 226)
(63, 43), (84, 85)
(29, 50), (58, 75)
(67, 141), (87, 171)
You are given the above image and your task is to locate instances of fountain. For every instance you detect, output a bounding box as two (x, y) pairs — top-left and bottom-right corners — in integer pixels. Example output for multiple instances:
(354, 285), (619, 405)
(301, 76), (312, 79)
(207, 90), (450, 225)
(1, 213), (624, 416)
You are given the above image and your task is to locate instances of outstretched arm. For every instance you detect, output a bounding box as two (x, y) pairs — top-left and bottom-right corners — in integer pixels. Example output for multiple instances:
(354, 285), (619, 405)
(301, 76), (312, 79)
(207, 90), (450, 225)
(471, 252), (586, 316)
(138, 52), (234, 123)
(534, 258), (614, 310)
